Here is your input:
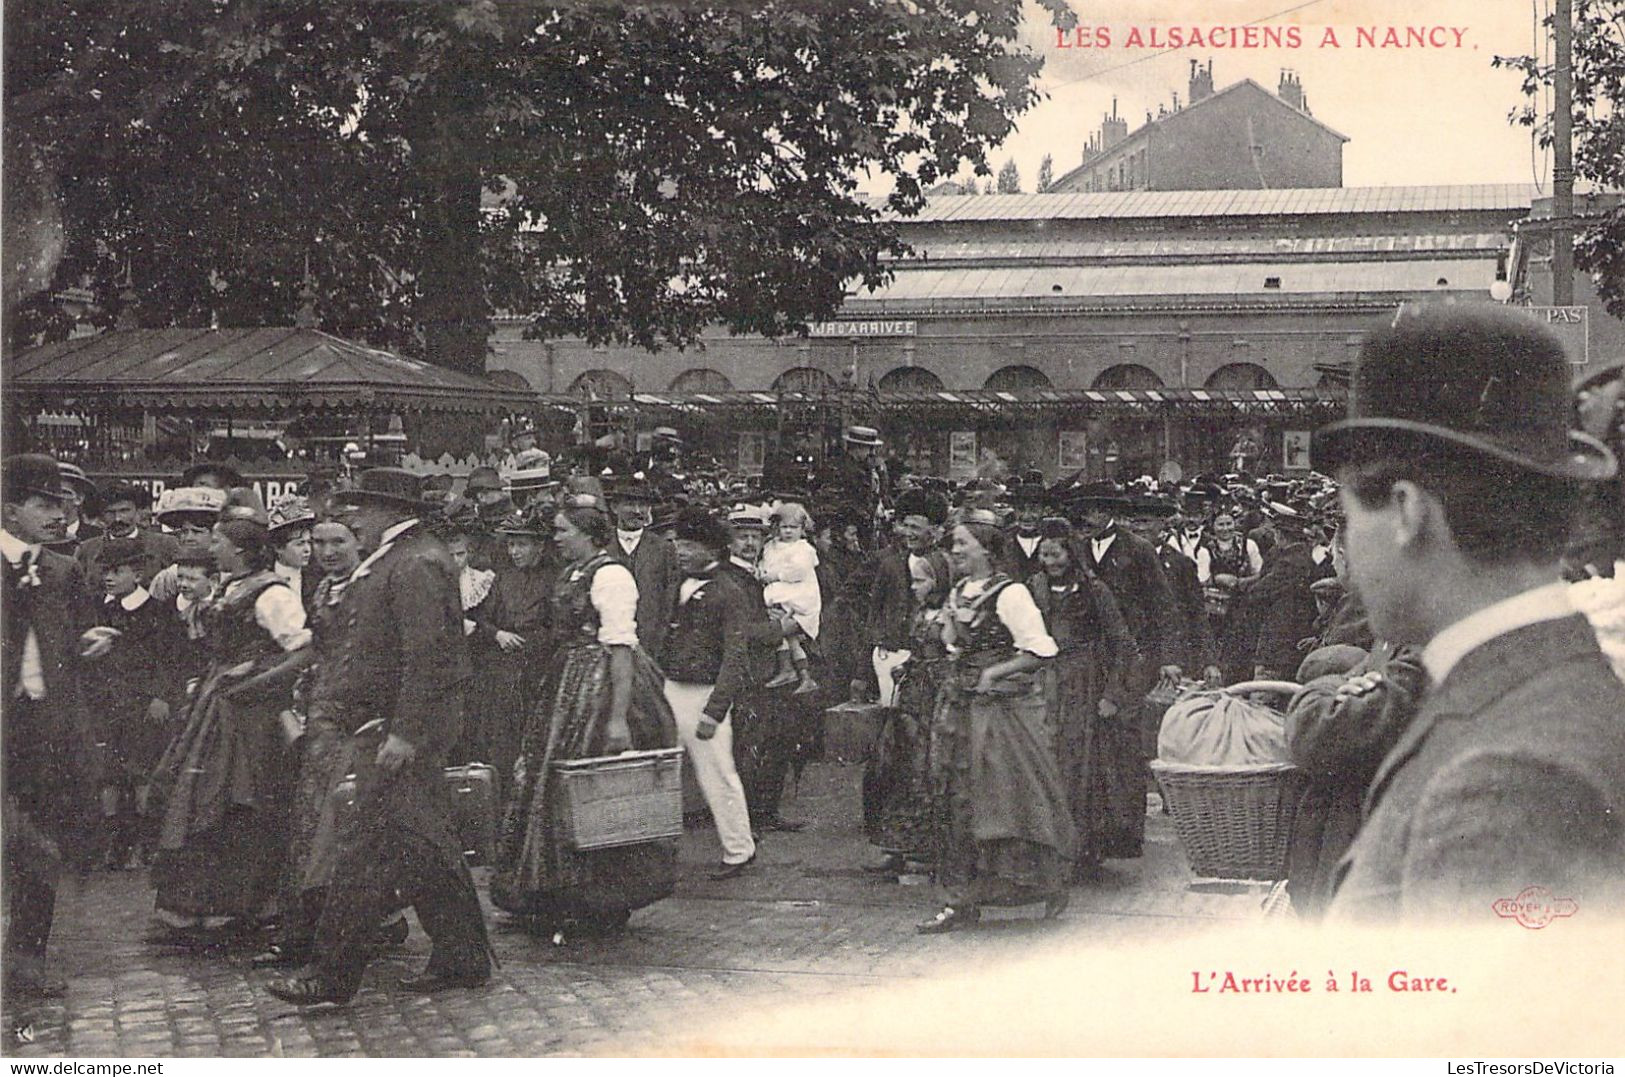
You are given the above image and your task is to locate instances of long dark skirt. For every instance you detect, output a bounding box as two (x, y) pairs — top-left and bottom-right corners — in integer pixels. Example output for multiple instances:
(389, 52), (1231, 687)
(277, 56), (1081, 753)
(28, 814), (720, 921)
(489, 642), (678, 922)
(932, 680), (1071, 908)
(863, 655), (942, 858)
(151, 668), (292, 921)
(1051, 650), (1146, 866)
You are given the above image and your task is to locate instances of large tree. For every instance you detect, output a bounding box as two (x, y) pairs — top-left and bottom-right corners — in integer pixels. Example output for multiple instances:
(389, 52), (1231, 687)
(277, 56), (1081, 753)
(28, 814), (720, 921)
(1494, 0), (1625, 317)
(6, 0), (1076, 372)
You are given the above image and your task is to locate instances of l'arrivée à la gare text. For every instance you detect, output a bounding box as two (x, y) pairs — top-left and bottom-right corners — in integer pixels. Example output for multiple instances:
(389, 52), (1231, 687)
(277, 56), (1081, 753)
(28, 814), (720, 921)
(1191, 969), (1455, 993)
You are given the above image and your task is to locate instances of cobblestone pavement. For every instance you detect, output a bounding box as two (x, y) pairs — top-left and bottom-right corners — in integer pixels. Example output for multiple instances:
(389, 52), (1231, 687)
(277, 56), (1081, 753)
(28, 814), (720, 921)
(3, 764), (1262, 1057)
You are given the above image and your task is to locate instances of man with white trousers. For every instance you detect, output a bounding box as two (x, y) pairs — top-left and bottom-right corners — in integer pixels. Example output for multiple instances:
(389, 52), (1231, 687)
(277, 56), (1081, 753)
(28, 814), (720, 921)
(661, 507), (760, 880)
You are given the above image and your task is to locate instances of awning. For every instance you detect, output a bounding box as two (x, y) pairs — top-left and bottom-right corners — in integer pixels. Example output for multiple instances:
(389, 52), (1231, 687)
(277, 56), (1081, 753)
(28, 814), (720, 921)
(4, 328), (540, 415)
(537, 386), (1346, 418)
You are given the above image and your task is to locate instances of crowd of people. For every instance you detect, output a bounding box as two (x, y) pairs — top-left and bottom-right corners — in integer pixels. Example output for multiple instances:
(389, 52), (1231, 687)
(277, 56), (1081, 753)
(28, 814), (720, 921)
(5, 303), (1625, 1009)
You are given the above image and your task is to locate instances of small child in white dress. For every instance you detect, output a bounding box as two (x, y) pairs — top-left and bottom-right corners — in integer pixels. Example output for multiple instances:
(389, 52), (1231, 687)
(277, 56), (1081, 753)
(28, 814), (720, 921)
(759, 502), (822, 694)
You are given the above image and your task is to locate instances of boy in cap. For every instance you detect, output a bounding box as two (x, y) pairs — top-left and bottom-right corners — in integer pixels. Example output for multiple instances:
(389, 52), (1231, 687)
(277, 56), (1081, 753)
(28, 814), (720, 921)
(1316, 304), (1625, 921)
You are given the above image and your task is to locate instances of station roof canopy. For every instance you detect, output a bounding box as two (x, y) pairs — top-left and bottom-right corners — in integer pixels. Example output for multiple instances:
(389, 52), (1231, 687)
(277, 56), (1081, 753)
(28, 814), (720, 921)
(5, 327), (539, 415)
(881, 185), (1540, 224)
(538, 385), (1346, 418)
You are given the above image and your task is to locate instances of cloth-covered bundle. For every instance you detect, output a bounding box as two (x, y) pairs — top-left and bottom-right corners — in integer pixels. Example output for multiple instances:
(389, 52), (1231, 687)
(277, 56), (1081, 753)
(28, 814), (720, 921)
(1157, 689), (1292, 767)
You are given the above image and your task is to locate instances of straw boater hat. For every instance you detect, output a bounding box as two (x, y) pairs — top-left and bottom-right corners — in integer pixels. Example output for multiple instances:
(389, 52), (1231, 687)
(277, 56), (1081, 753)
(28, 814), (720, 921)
(155, 486), (228, 527)
(1313, 303), (1617, 482)
(843, 425), (884, 448)
(56, 463), (98, 502)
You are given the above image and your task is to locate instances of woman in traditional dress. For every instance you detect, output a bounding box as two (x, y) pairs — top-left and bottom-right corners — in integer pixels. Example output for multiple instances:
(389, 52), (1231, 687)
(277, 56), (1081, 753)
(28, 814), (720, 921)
(863, 553), (950, 871)
(490, 497), (678, 939)
(919, 511), (1072, 933)
(150, 516), (310, 946)
(1027, 523), (1138, 878)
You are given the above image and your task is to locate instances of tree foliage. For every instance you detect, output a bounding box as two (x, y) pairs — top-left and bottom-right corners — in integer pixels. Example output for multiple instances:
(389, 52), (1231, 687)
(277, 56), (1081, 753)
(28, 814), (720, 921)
(1494, 0), (1625, 317)
(1036, 152), (1053, 193)
(6, 0), (1078, 369)
(996, 157), (1021, 193)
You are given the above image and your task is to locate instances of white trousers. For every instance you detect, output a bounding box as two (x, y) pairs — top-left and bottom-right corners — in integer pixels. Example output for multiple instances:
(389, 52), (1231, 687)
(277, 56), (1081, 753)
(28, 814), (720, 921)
(872, 646), (913, 708)
(663, 680), (756, 865)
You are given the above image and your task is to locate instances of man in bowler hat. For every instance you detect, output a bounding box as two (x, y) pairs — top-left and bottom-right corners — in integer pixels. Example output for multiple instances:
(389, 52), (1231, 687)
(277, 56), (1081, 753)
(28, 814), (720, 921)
(2, 455), (107, 999)
(268, 468), (491, 1004)
(1317, 304), (1625, 921)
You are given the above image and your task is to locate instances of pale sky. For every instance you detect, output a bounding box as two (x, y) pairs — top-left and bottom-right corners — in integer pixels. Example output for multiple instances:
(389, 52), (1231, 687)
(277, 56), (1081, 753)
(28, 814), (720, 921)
(975, 0), (1547, 191)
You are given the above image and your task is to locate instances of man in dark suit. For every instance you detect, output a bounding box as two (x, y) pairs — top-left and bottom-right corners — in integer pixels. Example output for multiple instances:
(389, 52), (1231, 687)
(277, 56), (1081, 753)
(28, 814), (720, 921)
(75, 481), (177, 586)
(1073, 486), (1183, 766)
(717, 505), (807, 833)
(662, 507), (760, 878)
(608, 478), (679, 660)
(268, 468), (491, 1005)
(1316, 304), (1625, 922)
(864, 488), (951, 708)
(3, 455), (105, 1000)
(1000, 480), (1048, 582)
(1124, 496), (1219, 683)
(41, 463), (102, 557)
(1226, 508), (1321, 681)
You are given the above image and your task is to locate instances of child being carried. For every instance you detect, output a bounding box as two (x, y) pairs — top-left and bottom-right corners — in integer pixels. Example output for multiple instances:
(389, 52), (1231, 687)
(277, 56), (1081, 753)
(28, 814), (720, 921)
(759, 502), (822, 695)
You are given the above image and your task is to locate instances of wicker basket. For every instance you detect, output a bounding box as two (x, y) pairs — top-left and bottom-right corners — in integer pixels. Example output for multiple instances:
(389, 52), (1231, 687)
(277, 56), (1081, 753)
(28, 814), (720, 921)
(551, 748), (685, 850)
(1151, 761), (1308, 881)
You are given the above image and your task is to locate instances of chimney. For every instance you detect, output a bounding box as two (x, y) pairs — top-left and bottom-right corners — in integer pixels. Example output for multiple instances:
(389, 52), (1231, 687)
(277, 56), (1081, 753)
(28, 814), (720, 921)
(1100, 97), (1129, 149)
(1189, 58), (1215, 103)
(1278, 69), (1305, 111)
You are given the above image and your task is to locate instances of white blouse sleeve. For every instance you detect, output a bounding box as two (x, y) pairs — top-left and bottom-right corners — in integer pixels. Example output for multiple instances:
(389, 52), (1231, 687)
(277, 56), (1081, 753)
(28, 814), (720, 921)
(590, 561), (641, 647)
(255, 583), (312, 651)
(995, 582), (1058, 658)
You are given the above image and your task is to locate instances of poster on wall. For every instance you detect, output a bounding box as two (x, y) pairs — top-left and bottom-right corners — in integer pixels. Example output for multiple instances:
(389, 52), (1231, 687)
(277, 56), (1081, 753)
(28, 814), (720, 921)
(948, 431), (977, 479)
(1283, 430), (1312, 471)
(738, 431), (765, 476)
(1057, 431), (1089, 472)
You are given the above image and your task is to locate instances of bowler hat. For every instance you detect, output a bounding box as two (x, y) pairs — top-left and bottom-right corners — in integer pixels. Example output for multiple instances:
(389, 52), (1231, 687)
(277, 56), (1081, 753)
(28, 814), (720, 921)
(674, 507), (730, 551)
(2, 454), (72, 503)
(464, 466), (505, 494)
(331, 468), (431, 512)
(1314, 303), (1616, 481)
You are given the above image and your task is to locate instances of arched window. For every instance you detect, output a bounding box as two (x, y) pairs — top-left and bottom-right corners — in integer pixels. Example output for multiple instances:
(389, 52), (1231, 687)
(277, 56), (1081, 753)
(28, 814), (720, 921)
(983, 365), (1053, 391)
(878, 366), (945, 392)
(669, 368), (734, 393)
(1092, 364), (1164, 390)
(1204, 363), (1279, 391)
(569, 368), (633, 399)
(772, 367), (836, 394)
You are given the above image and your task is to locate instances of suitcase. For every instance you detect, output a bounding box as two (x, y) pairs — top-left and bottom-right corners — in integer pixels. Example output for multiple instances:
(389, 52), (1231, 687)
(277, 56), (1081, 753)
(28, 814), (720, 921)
(329, 762), (499, 865)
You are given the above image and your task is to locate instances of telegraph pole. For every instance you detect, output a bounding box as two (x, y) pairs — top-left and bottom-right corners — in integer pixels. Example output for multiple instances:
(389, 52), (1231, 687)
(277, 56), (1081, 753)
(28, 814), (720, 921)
(1553, 0), (1575, 305)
